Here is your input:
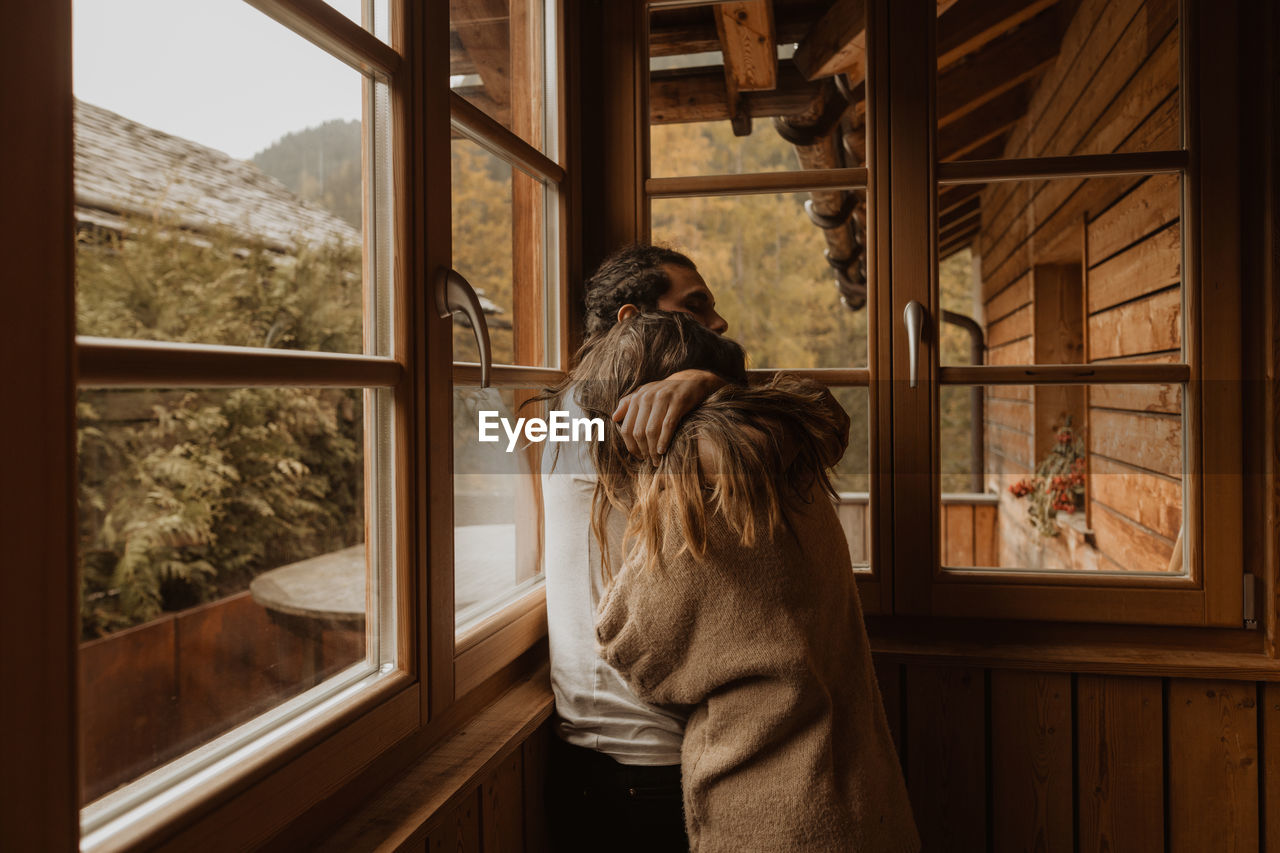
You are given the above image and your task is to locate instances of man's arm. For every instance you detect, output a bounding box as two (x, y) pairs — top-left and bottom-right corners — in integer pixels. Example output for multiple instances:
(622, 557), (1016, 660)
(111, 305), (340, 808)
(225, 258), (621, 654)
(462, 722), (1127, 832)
(611, 368), (727, 460)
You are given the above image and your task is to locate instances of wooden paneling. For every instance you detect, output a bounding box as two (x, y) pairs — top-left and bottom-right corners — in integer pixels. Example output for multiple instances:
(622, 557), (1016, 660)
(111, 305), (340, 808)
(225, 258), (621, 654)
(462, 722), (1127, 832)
(1087, 287), (1182, 359)
(1167, 680), (1259, 852)
(334, 671), (1278, 853)
(424, 790), (481, 853)
(874, 660), (903, 755)
(521, 726), (551, 853)
(1089, 408), (1182, 477)
(973, 504), (999, 567)
(1087, 221), (1181, 314)
(1089, 455), (1182, 541)
(1264, 683), (1280, 853)
(985, 271), (1032, 325)
(943, 503), (975, 565)
(906, 665), (987, 851)
(1076, 675), (1164, 851)
(989, 670), (1073, 853)
(1087, 173), (1180, 264)
(987, 304), (1033, 349)
(481, 749), (524, 852)
(1089, 500), (1176, 573)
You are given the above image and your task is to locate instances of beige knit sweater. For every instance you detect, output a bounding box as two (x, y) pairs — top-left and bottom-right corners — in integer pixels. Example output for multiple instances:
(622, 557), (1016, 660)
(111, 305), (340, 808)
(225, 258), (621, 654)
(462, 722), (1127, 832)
(597, 494), (920, 853)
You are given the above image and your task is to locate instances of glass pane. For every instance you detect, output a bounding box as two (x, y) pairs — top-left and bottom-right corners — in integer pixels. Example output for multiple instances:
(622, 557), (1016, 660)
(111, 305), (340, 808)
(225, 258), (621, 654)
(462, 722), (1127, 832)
(939, 383), (1186, 575)
(939, 174), (1184, 365)
(936, 0), (1180, 161)
(454, 387), (545, 632)
(329, 0), (391, 43)
(651, 190), (869, 368)
(450, 0), (549, 155)
(451, 137), (551, 366)
(829, 385), (872, 571)
(73, 0), (375, 354)
(649, 2), (867, 177)
(77, 386), (379, 804)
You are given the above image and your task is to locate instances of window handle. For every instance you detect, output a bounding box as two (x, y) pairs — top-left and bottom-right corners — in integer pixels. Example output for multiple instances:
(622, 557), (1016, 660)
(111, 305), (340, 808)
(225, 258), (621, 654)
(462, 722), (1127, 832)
(436, 268), (492, 388)
(903, 300), (926, 389)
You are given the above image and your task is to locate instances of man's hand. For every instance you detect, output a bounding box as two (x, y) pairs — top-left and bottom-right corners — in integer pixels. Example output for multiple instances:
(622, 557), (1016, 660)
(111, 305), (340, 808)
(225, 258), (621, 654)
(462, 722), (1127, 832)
(612, 369), (727, 460)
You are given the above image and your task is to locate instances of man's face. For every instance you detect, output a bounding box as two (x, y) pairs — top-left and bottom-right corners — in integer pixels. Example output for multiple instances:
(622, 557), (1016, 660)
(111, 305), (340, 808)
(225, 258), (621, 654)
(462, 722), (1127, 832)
(655, 264), (729, 334)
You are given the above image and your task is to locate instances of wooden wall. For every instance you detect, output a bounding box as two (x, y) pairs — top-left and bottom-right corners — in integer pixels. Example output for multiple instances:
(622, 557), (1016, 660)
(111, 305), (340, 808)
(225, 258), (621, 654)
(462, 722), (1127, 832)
(353, 664), (1275, 852)
(418, 726), (550, 853)
(1084, 174), (1183, 574)
(871, 661), (1272, 853)
(975, 0), (1182, 573)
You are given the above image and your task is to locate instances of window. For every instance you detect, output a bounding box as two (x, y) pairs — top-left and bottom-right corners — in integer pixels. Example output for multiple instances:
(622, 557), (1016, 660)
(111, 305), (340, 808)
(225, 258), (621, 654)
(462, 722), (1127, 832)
(643, 0), (1243, 627)
(445, 0), (566, 685)
(73, 0), (406, 843)
(3, 0), (566, 848)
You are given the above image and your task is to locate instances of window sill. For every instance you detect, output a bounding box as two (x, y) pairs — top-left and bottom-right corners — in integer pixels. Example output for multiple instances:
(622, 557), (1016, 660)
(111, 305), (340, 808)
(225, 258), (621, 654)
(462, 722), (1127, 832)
(314, 665), (554, 851)
(866, 615), (1280, 680)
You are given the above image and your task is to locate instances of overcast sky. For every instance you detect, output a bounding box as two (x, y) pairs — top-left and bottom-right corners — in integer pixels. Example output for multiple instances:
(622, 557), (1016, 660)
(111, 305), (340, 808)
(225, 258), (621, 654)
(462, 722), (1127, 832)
(74, 0), (371, 160)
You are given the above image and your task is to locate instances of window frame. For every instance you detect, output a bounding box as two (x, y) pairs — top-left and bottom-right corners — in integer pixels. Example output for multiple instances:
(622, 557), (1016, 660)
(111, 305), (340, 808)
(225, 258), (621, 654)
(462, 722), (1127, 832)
(2, 0), (570, 848)
(885, 0), (1245, 628)
(439, 0), (571, 700)
(638, 0), (1247, 629)
(66, 0), (416, 847)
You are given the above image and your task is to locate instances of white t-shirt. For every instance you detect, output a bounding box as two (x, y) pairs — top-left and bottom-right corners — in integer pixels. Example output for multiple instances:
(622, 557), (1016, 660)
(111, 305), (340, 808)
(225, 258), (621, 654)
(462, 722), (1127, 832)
(541, 392), (686, 765)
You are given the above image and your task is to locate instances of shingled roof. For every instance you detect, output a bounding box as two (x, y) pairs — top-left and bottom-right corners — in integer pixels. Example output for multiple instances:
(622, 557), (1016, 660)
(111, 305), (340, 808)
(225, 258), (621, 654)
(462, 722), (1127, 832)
(74, 99), (359, 252)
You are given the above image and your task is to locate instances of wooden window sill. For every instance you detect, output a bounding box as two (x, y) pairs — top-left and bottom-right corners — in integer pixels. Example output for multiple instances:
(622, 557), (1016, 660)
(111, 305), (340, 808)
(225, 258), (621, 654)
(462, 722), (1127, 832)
(315, 666), (555, 851)
(867, 616), (1280, 679)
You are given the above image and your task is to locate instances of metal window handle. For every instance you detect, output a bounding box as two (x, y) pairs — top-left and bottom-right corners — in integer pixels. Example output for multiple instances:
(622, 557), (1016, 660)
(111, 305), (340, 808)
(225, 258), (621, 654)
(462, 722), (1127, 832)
(903, 300), (926, 389)
(436, 268), (492, 388)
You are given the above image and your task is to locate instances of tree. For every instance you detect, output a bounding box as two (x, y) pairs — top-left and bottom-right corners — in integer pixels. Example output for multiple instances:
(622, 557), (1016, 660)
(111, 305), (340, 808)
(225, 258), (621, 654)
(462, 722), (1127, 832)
(76, 215), (364, 638)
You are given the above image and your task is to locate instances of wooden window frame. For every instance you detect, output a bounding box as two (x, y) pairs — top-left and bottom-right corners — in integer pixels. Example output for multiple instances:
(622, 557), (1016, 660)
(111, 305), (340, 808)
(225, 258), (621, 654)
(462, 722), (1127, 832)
(1, 0), (572, 848)
(441, 0), (572, 704)
(885, 0), (1244, 629)
(633, 0), (1256, 637)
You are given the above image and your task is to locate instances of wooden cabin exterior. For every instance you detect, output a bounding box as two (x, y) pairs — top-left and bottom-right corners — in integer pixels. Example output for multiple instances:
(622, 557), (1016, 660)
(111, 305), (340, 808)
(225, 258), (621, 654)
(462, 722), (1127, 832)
(3, 0), (1278, 851)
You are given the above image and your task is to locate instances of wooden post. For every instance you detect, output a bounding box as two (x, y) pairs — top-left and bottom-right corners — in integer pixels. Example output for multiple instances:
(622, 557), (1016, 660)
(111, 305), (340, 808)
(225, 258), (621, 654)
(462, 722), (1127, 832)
(0, 1), (78, 848)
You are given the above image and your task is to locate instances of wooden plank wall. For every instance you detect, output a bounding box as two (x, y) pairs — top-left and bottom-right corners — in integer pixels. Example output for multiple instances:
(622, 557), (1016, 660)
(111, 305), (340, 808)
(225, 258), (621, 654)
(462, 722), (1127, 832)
(873, 662), (1268, 853)
(1084, 175), (1183, 573)
(401, 667), (1272, 852)
(421, 724), (551, 853)
(975, 0), (1182, 572)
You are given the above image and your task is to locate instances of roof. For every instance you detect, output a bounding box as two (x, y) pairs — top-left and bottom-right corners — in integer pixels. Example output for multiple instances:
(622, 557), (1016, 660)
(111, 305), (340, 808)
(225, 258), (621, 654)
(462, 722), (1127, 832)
(74, 99), (359, 252)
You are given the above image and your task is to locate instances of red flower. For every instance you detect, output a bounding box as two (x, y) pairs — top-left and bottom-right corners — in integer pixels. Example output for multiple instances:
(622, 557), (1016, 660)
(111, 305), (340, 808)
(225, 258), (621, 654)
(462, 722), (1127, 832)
(1057, 431), (1071, 444)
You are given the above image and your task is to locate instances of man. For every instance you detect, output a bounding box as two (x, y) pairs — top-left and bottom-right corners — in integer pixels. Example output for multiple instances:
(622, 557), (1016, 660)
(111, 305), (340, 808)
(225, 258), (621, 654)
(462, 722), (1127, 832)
(543, 244), (728, 852)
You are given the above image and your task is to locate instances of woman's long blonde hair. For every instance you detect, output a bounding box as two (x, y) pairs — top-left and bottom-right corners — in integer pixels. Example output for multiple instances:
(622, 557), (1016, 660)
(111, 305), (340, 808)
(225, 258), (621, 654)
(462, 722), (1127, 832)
(543, 311), (842, 578)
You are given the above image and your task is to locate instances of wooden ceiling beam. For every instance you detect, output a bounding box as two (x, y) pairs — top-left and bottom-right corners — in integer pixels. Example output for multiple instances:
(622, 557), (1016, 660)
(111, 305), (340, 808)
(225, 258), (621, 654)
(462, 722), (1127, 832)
(792, 0), (866, 82)
(714, 1), (777, 136)
(649, 4), (819, 57)
(715, 1), (778, 92)
(937, 0), (1062, 71)
(938, 83), (1028, 161)
(450, 0), (511, 109)
(936, 9), (1060, 128)
(793, 0), (957, 82)
(650, 64), (822, 125)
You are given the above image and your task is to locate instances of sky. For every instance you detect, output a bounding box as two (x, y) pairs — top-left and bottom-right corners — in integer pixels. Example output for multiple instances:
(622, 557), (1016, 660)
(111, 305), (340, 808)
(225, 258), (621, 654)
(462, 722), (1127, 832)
(73, 0), (376, 160)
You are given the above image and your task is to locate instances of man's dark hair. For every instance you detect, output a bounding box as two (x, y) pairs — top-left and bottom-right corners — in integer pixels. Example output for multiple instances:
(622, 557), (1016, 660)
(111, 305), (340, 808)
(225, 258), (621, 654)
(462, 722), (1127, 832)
(583, 244), (696, 336)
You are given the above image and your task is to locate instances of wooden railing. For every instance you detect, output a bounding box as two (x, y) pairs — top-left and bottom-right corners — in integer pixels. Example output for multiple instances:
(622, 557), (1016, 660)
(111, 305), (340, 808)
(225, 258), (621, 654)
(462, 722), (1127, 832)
(837, 492), (999, 568)
(79, 590), (363, 803)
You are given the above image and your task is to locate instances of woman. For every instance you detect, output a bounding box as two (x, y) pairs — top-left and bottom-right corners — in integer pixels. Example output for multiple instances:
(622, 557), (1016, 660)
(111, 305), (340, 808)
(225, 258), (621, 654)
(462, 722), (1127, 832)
(566, 311), (919, 853)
